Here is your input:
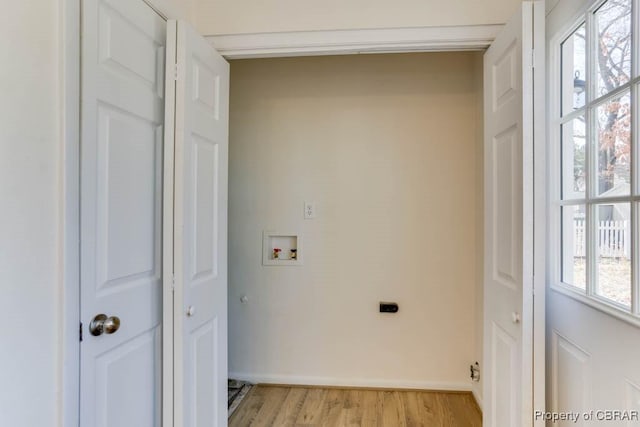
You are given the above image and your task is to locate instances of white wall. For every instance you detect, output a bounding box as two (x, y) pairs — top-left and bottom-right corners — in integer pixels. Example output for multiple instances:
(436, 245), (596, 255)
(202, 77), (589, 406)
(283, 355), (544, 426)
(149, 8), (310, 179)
(150, 0), (198, 21)
(228, 53), (484, 389)
(195, 0), (523, 35)
(0, 1), (195, 425)
(546, 0), (640, 422)
(0, 2), (64, 425)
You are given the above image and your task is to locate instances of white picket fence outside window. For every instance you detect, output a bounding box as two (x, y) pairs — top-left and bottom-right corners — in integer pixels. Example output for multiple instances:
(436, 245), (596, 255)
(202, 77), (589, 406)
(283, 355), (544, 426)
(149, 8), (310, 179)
(574, 220), (630, 259)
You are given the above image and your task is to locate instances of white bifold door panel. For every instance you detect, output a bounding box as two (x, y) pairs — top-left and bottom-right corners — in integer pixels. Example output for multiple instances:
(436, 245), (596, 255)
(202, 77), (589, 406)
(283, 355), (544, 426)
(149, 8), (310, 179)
(483, 1), (545, 426)
(164, 20), (230, 427)
(80, 3), (229, 426)
(79, 0), (166, 425)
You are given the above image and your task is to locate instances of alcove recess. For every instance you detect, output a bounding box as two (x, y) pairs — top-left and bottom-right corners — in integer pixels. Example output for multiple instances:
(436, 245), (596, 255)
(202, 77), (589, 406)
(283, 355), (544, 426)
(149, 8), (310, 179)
(262, 231), (303, 266)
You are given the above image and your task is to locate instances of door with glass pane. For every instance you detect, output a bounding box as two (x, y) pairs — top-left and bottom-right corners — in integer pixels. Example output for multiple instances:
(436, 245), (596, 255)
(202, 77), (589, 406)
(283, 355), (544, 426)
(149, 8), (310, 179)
(549, 0), (640, 421)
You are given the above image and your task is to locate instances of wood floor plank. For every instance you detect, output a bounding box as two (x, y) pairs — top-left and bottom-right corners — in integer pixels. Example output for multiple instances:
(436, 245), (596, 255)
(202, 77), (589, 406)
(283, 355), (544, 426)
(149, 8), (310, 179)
(381, 391), (407, 427)
(341, 389), (364, 426)
(271, 387), (309, 427)
(318, 389), (346, 427)
(250, 386), (290, 427)
(465, 393), (483, 424)
(229, 386), (266, 427)
(230, 385), (481, 427)
(443, 393), (482, 427)
(355, 390), (378, 427)
(435, 393), (458, 427)
(418, 391), (446, 426)
(295, 387), (329, 425)
(402, 391), (429, 427)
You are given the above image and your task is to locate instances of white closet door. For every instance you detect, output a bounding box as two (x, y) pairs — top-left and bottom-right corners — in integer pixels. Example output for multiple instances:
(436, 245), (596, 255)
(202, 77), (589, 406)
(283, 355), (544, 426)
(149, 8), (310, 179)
(79, 0), (166, 426)
(483, 1), (545, 426)
(166, 19), (230, 427)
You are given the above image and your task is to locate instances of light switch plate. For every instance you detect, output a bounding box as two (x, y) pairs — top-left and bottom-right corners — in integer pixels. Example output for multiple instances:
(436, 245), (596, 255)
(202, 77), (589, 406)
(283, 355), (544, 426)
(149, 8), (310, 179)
(304, 201), (316, 219)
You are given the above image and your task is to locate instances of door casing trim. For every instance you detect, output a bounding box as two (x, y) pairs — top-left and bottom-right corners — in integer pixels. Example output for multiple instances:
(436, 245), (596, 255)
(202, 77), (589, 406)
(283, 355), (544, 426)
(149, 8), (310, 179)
(205, 24), (503, 59)
(60, 0), (80, 425)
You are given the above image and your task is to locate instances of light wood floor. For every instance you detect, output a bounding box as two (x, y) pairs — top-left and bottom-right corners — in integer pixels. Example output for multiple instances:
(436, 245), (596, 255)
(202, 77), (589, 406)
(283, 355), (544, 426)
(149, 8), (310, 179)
(229, 385), (482, 427)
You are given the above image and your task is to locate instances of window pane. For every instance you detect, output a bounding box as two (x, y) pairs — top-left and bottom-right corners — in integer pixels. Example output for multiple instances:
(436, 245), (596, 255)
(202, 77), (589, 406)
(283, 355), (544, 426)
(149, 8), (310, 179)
(561, 24), (586, 113)
(561, 117), (586, 199)
(595, 0), (632, 97)
(596, 203), (631, 307)
(596, 90), (631, 196)
(562, 205), (587, 289)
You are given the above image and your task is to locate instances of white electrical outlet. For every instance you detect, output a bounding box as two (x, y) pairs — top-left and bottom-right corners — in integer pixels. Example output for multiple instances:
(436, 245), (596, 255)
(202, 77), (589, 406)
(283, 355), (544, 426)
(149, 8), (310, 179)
(304, 201), (316, 219)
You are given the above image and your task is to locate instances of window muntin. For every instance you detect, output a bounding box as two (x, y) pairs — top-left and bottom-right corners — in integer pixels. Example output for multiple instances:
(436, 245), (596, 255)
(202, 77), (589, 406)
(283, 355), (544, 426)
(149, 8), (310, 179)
(556, 0), (639, 317)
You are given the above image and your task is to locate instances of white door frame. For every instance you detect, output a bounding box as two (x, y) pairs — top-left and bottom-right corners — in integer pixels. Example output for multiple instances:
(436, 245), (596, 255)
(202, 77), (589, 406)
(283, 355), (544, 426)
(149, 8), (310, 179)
(61, 0), (81, 425)
(60, 3), (544, 425)
(532, 3), (547, 424)
(204, 25), (503, 59)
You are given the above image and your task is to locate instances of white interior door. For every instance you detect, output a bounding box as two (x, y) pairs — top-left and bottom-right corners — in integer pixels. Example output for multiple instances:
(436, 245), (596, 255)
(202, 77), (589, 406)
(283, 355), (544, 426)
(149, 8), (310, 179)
(483, 1), (545, 426)
(166, 20), (230, 427)
(79, 0), (166, 425)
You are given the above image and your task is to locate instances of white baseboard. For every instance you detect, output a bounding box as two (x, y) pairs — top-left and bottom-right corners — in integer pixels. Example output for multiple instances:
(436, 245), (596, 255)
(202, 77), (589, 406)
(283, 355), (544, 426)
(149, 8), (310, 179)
(471, 386), (483, 411)
(229, 372), (472, 392)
